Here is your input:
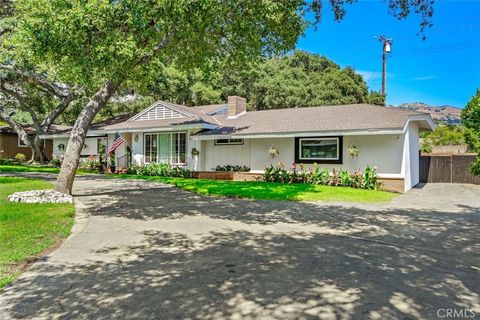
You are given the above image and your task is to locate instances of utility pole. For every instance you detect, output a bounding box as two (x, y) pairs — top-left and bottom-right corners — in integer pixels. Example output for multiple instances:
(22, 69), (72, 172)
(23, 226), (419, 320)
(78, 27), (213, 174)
(377, 35), (393, 95)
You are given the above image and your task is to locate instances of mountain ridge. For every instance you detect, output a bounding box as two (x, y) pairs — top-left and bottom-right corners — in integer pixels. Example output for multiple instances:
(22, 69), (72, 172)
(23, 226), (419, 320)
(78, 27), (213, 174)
(393, 102), (462, 124)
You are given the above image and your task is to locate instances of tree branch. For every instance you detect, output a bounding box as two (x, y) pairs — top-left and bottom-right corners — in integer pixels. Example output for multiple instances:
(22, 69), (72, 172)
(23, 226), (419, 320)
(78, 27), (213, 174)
(0, 104), (32, 147)
(0, 80), (41, 132)
(135, 36), (171, 67)
(0, 64), (69, 98)
(40, 91), (77, 131)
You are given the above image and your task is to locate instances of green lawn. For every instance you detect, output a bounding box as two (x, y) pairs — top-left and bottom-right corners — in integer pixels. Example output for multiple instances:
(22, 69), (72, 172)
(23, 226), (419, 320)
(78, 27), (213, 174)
(0, 164), (397, 203)
(0, 177), (75, 288)
(0, 164), (94, 174)
(116, 174), (398, 203)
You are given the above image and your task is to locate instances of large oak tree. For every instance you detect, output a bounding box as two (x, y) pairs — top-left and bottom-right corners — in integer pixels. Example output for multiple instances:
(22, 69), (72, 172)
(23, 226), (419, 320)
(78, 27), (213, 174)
(0, 65), (78, 162)
(2, 0), (436, 194)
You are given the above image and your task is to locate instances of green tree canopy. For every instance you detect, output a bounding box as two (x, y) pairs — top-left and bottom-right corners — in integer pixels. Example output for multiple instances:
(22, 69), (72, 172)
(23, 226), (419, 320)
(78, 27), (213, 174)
(138, 50), (385, 111)
(461, 89), (480, 175)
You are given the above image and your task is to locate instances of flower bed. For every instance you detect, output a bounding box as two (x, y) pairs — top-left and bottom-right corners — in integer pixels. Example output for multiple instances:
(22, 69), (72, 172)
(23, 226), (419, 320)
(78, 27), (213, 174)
(264, 163), (382, 190)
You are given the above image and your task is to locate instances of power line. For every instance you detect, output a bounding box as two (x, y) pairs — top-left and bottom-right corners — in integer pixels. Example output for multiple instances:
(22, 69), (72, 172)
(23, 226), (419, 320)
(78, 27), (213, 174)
(349, 41), (480, 65)
(392, 44), (480, 57)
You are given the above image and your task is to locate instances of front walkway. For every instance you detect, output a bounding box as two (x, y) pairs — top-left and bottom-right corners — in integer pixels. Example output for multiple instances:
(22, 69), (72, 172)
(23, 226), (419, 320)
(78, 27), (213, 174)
(1, 174), (479, 319)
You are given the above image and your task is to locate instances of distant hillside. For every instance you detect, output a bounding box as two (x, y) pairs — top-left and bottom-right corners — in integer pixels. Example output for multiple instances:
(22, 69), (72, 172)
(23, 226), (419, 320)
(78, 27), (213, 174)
(395, 102), (462, 124)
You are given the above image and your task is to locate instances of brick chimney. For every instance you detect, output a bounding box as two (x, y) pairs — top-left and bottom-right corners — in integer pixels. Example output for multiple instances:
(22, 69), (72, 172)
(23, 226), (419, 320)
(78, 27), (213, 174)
(227, 96), (246, 119)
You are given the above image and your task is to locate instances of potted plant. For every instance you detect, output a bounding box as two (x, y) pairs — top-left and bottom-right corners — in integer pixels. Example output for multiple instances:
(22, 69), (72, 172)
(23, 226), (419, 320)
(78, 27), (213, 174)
(347, 145), (360, 158)
(97, 144), (106, 173)
(268, 146), (279, 158)
(109, 151), (116, 173)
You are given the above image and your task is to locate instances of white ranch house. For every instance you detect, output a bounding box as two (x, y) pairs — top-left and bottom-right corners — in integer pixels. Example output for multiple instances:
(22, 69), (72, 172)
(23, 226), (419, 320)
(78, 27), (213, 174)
(45, 97), (435, 192)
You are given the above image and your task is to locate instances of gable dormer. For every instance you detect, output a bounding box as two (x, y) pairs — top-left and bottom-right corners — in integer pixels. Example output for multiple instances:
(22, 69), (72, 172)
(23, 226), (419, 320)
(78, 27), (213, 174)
(129, 101), (195, 122)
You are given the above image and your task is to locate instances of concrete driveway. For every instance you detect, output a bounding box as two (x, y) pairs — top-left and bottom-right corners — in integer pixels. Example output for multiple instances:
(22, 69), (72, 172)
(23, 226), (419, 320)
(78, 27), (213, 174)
(0, 174), (479, 319)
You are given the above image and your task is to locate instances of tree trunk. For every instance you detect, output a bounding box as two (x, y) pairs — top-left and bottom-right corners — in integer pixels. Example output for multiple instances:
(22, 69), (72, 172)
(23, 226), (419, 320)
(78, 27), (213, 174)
(55, 81), (119, 194)
(30, 136), (47, 163)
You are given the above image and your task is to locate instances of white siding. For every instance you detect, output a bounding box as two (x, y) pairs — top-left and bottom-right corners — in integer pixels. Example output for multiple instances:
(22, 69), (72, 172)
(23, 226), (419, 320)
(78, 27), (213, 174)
(244, 135), (404, 175)
(402, 122), (420, 192)
(250, 138), (294, 170)
(131, 133), (144, 165)
(201, 139), (251, 170)
(52, 138), (69, 156)
(52, 136), (106, 158)
(342, 135), (404, 175)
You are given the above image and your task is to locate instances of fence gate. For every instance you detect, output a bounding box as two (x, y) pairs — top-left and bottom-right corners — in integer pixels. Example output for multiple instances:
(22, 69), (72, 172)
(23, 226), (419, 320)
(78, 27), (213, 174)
(420, 154), (480, 184)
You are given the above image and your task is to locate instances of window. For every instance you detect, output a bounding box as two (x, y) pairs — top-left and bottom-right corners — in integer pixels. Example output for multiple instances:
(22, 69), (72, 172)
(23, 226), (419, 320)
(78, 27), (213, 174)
(144, 132), (186, 164)
(17, 136), (28, 147)
(214, 138), (244, 145)
(294, 136), (343, 164)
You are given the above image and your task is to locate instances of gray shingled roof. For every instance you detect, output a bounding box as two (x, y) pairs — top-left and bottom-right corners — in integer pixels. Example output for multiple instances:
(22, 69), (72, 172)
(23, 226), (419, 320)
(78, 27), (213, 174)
(87, 102), (429, 135)
(203, 104), (424, 136)
(192, 104), (227, 115)
(105, 117), (212, 130)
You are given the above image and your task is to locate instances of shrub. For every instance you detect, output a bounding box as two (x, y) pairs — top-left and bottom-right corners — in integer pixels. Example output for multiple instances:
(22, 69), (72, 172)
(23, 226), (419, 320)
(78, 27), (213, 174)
(50, 157), (62, 168)
(310, 166), (329, 185)
(363, 166), (383, 190)
(214, 164), (250, 172)
(86, 155), (98, 169)
(263, 164), (383, 190)
(14, 153), (26, 163)
(327, 169), (342, 186)
(420, 141), (432, 153)
(340, 169), (352, 187)
(130, 163), (191, 178)
(0, 158), (13, 165)
(350, 170), (364, 189)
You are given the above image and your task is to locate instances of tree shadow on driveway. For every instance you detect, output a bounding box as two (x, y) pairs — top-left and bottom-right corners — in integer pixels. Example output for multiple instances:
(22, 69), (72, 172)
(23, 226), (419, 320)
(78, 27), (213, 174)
(0, 176), (479, 319)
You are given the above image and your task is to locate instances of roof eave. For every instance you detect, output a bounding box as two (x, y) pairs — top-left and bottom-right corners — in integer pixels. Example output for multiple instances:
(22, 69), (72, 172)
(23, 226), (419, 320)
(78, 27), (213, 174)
(404, 114), (436, 133)
(102, 123), (218, 134)
(191, 127), (405, 140)
(39, 129), (107, 139)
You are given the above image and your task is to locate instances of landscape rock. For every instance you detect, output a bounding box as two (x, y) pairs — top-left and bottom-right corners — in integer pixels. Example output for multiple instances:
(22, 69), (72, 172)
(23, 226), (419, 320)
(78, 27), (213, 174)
(8, 189), (74, 204)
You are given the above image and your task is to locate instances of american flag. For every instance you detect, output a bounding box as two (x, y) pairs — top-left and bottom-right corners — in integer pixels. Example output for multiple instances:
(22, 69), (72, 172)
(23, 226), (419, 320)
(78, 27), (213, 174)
(108, 132), (125, 153)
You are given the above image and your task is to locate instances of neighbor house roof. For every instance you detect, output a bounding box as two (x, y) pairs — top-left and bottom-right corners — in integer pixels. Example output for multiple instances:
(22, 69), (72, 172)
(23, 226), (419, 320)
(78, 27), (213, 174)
(199, 104), (432, 137)
(39, 114), (135, 138)
(0, 124), (73, 135)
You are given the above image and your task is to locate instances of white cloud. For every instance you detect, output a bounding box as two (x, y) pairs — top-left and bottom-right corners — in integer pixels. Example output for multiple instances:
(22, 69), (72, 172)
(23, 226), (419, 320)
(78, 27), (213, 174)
(411, 75), (438, 81)
(356, 70), (382, 81)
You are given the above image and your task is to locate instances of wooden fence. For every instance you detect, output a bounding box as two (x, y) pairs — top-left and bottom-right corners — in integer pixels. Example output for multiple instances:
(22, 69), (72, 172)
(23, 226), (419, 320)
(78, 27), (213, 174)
(420, 154), (480, 184)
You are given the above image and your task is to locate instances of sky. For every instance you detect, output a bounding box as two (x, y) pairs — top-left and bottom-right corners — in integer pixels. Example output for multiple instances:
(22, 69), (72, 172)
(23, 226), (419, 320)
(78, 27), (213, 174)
(297, 0), (480, 108)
